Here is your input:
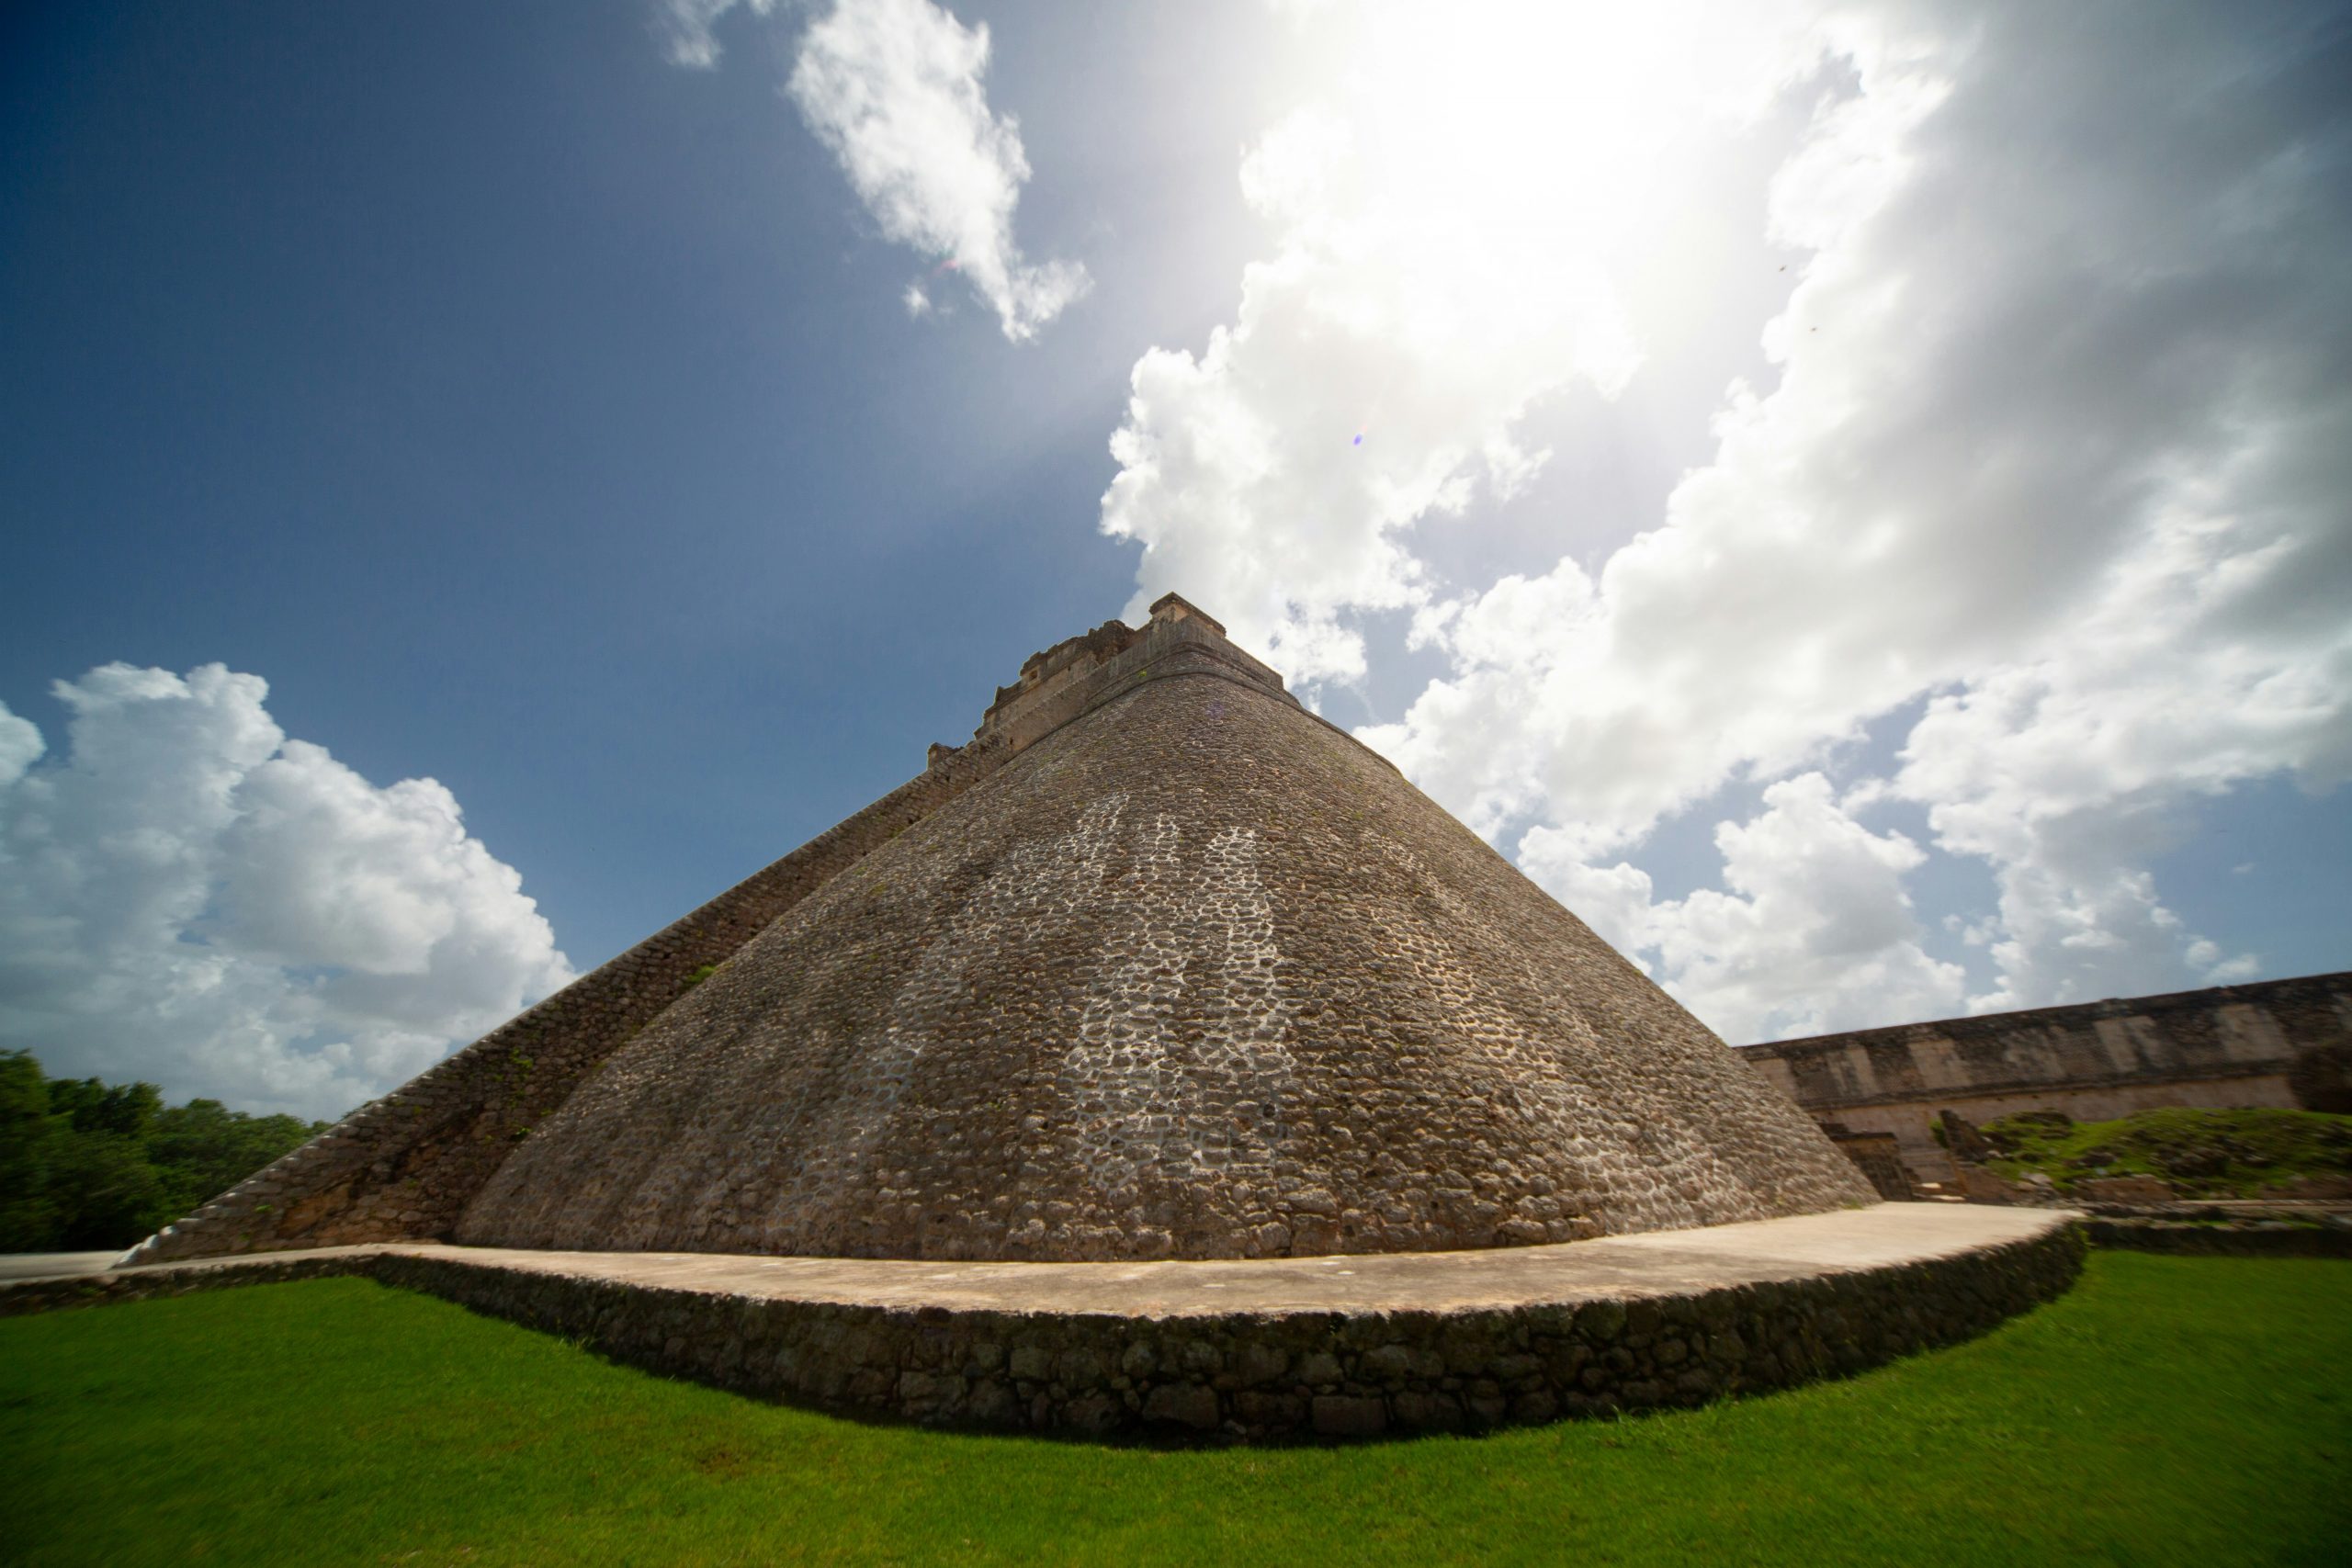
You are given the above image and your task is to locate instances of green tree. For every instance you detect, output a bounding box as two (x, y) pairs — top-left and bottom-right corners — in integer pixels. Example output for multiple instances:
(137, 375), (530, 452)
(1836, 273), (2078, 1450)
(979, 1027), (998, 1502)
(0, 1051), (330, 1253)
(46, 1076), (163, 1139)
(0, 1052), (60, 1252)
(149, 1100), (324, 1217)
(45, 1132), (173, 1250)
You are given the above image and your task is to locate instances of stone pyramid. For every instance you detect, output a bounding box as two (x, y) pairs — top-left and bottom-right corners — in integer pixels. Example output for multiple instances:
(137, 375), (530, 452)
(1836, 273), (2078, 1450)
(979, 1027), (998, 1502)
(131, 594), (1871, 1268)
(458, 595), (1870, 1258)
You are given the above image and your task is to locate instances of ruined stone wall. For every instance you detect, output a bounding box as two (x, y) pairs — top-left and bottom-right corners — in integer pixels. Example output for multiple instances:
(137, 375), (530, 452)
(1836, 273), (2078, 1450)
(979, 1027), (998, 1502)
(1739, 973), (2352, 1182)
(970, 597), (1351, 762)
(1819, 1127), (1917, 1201)
(122, 745), (1006, 1264)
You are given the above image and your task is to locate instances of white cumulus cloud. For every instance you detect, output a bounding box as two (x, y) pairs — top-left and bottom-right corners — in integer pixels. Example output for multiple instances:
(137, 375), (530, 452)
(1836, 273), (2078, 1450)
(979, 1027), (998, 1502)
(655, 0), (777, 69)
(1891, 499), (2352, 1008)
(788, 0), (1089, 340)
(0, 665), (574, 1120)
(1525, 773), (1966, 1043)
(0, 706), (40, 789)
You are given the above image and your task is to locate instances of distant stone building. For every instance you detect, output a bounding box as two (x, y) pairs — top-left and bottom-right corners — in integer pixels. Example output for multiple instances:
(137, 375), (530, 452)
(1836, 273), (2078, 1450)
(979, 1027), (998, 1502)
(1738, 973), (2352, 1185)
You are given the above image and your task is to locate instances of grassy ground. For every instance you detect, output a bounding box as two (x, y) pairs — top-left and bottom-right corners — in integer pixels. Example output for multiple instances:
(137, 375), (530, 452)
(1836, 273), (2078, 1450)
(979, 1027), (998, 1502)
(1978, 1107), (2352, 1197)
(2, 1252), (2346, 1566)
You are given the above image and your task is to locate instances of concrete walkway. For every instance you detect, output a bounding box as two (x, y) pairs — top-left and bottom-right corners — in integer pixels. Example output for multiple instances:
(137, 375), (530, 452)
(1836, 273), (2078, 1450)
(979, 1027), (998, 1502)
(0, 1251), (124, 1283)
(423, 1202), (2067, 1314)
(17, 1202), (2068, 1314)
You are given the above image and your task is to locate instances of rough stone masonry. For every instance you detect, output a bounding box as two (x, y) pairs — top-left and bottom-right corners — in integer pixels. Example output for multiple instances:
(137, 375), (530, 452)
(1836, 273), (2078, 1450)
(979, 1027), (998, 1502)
(130, 595), (1871, 1268)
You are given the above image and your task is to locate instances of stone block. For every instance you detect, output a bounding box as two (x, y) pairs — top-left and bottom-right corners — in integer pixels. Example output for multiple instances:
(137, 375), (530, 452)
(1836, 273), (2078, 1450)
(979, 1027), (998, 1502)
(1062, 1392), (1123, 1436)
(1235, 1341), (1289, 1386)
(1510, 1391), (1558, 1424)
(1955, 1165), (2022, 1204)
(1389, 1390), (1464, 1432)
(1311, 1394), (1387, 1438)
(1233, 1390), (1306, 1429)
(1574, 1299), (1626, 1342)
(1178, 1337), (1223, 1377)
(1142, 1382), (1221, 1431)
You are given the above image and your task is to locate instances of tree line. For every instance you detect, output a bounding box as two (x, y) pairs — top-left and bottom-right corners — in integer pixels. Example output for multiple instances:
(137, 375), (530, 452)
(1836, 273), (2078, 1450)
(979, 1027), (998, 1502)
(0, 1050), (327, 1253)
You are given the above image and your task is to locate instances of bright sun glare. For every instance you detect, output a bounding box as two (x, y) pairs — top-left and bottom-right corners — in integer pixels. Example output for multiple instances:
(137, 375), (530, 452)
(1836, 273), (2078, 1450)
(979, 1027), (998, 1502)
(1283, 1), (1813, 380)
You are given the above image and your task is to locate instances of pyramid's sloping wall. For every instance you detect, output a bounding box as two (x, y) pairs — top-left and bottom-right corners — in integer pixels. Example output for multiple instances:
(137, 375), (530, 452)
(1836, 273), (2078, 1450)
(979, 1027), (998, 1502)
(461, 670), (1872, 1261)
(123, 605), (1266, 1264)
(122, 747), (1002, 1264)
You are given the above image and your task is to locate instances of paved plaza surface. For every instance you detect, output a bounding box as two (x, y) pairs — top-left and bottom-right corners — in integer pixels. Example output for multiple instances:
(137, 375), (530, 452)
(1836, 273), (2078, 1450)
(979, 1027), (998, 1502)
(0, 1252), (122, 1283)
(9, 1204), (2070, 1314)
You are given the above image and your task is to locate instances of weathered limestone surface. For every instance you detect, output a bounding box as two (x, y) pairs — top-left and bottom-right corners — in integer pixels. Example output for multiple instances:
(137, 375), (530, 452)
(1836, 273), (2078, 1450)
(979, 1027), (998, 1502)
(1740, 973), (2352, 1182)
(0, 1209), (2083, 1441)
(463, 605), (1870, 1260)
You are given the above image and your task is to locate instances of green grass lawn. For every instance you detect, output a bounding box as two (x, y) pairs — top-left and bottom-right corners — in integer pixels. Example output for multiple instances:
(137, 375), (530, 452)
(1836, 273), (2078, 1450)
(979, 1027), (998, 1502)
(2, 1252), (2346, 1566)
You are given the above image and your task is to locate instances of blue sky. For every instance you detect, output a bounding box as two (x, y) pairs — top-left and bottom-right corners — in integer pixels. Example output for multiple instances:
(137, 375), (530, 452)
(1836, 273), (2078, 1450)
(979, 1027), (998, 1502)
(4, 0), (2347, 1118)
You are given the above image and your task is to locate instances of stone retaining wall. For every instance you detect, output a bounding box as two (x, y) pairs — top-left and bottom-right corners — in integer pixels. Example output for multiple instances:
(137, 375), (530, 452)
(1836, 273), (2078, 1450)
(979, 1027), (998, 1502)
(0, 1250), (382, 1318)
(8, 1222), (2084, 1441)
(388, 1232), (2079, 1439)
(2082, 1216), (2352, 1258)
(477, 1233), (2078, 1440)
